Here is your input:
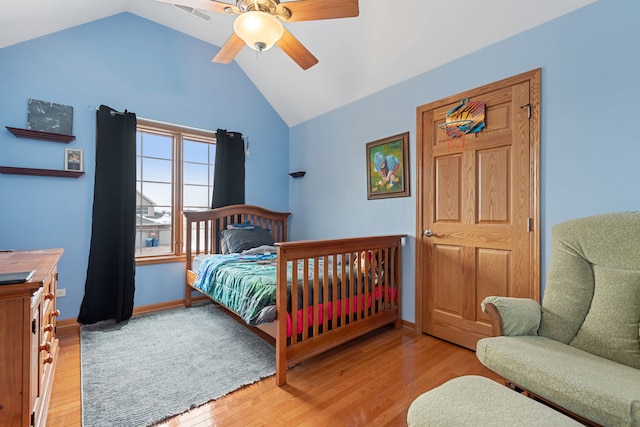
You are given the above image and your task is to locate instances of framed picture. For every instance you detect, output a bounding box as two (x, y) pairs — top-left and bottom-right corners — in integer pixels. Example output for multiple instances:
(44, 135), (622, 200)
(366, 132), (410, 200)
(64, 148), (83, 172)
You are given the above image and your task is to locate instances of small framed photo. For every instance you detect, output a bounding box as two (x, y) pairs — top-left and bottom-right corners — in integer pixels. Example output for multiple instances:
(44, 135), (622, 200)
(366, 132), (410, 200)
(64, 148), (83, 171)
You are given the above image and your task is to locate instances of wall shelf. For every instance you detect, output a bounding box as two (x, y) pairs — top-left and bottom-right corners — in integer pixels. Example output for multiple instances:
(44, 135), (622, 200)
(0, 166), (84, 178)
(5, 126), (75, 143)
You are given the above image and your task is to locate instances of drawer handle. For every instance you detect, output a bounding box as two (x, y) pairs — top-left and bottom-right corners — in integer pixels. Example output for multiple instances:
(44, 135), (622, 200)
(39, 341), (51, 352)
(45, 292), (55, 300)
(43, 324), (54, 333)
(43, 355), (54, 364)
(52, 310), (60, 317)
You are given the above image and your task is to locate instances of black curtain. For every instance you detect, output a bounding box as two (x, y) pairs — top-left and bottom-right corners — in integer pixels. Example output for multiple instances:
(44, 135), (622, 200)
(212, 129), (245, 208)
(77, 105), (137, 324)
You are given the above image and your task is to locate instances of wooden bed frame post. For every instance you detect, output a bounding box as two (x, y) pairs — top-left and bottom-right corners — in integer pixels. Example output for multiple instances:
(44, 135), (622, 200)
(275, 244), (288, 386)
(184, 213), (193, 308)
(395, 242), (403, 329)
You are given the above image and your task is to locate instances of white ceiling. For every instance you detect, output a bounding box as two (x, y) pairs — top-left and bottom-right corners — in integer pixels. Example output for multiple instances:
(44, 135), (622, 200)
(0, 0), (598, 127)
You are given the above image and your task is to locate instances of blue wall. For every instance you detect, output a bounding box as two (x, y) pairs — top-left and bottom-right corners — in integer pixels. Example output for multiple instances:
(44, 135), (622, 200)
(2, 0), (638, 325)
(289, 0), (640, 323)
(0, 13), (289, 321)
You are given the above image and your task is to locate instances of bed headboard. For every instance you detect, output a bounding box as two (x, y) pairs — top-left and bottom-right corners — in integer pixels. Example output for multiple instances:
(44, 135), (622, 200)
(183, 204), (291, 267)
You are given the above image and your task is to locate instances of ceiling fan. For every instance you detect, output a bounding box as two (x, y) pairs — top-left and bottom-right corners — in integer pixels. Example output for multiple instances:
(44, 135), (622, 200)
(155, 0), (359, 70)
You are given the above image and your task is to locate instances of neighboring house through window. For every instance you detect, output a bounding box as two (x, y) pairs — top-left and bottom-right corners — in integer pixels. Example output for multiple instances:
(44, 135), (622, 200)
(136, 119), (216, 263)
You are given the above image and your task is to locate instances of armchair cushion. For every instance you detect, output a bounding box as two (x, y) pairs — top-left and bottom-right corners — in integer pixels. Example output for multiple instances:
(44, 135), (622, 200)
(537, 224), (596, 344)
(481, 296), (541, 336)
(569, 266), (640, 369)
(476, 336), (640, 427)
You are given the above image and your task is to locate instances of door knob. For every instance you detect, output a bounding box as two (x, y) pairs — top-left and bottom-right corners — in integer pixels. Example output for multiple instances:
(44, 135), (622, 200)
(424, 229), (434, 237)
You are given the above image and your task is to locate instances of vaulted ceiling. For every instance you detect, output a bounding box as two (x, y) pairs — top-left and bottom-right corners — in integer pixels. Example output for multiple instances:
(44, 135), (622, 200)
(1, 0), (598, 126)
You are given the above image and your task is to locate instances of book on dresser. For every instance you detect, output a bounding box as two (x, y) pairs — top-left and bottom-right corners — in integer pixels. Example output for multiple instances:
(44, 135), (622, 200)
(0, 248), (63, 427)
(0, 269), (35, 285)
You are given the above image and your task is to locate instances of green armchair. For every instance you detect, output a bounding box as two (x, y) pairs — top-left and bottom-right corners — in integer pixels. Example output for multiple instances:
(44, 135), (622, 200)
(476, 212), (640, 426)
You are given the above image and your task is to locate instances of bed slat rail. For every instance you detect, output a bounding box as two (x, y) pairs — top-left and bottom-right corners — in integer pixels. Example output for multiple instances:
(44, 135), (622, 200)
(275, 234), (404, 385)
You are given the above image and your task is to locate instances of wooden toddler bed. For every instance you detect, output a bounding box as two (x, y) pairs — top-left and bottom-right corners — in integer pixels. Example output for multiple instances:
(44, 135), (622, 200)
(183, 204), (405, 386)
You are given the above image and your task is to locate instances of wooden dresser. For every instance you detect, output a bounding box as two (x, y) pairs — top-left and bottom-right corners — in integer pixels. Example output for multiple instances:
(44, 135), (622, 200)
(0, 249), (63, 427)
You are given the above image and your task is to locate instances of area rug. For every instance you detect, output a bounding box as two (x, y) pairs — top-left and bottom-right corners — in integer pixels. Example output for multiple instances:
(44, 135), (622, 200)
(80, 303), (276, 426)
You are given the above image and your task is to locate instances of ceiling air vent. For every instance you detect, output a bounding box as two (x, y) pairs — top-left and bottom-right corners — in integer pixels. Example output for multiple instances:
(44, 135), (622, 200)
(174, 4), (211, 21)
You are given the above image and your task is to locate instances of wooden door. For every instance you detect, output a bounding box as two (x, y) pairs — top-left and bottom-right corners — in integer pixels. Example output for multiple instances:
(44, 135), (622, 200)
(415, 69), (541, 350)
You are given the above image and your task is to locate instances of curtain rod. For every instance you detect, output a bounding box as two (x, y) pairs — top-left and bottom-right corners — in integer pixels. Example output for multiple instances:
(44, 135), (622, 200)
(93, 106), (247, 138)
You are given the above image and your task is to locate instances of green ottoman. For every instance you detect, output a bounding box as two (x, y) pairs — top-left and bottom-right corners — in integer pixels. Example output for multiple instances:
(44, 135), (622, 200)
(407, 376), (581, 426)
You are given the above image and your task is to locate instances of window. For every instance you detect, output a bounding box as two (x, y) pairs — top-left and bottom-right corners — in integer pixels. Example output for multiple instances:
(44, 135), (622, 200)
(135, 119), (215, 263)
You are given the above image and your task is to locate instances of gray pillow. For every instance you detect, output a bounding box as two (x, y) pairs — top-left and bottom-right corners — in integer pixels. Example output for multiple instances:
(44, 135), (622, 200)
(219, 228), (275, 254)
(226, 221), (255, 230)
(242, 245), (277, 255)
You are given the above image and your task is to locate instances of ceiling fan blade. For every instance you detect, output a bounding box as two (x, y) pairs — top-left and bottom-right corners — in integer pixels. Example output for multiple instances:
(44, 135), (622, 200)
(154, 0), (235, 15)
(212, 33), (245, 64)
(281, 0), (359, 22)
(276, 29), (318, 70)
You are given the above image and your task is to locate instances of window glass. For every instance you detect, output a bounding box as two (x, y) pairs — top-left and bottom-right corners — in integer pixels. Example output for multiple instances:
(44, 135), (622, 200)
(184, 139), (211, 163)
(141, 133), (172, 158)
(135, 121), (216, 261)
(183, 162), (209, 185)
(183, 185), (211, 209)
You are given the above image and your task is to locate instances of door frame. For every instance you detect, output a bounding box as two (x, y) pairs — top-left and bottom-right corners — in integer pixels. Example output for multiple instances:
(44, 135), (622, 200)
(414, 69), (541, 334)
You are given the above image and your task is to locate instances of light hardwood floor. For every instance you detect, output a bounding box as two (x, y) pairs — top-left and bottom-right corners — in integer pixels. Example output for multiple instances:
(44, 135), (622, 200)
(47, 324), (501, 426)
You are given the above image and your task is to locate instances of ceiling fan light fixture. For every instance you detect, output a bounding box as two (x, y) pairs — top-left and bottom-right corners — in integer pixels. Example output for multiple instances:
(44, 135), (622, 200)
(233, 11), (284, 52)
